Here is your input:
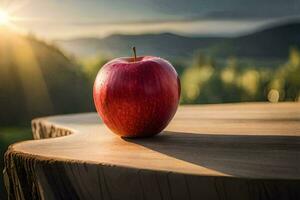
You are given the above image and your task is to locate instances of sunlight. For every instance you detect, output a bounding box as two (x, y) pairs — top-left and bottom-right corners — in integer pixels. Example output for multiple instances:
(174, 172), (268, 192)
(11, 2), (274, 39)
(0, 10), (10, 25)
(12, 36), (53, 114)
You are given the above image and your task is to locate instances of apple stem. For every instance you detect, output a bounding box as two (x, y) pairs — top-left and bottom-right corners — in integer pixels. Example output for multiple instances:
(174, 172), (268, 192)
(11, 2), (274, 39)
(132, 46), (137, 62)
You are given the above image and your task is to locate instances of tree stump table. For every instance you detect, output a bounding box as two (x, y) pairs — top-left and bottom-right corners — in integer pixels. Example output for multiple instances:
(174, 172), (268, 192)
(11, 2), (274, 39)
(4, 103), (300, 200)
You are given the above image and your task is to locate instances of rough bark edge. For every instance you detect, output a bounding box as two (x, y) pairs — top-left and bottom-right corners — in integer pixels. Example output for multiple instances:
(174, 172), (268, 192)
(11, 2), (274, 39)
(3, 116), (300, 199)
(3, 119), (72, 199)
(31, 119), (72, 139)
(4, 149), (300, 200)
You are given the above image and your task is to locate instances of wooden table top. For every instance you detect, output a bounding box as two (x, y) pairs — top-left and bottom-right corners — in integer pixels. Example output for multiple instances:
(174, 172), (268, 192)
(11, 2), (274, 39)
(10, 102), (300, 180)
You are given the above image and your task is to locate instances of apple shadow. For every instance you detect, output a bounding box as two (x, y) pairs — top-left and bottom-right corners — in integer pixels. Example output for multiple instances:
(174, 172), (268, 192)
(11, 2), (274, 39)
(124, 131), (300, 179)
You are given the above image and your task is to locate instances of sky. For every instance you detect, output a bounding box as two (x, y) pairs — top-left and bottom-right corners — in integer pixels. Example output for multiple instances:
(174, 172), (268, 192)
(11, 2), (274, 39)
(1, 0), (300, 39)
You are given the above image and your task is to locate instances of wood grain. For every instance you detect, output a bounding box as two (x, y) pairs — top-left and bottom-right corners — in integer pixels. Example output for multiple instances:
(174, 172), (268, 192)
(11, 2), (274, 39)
(4, 102), (300, 200)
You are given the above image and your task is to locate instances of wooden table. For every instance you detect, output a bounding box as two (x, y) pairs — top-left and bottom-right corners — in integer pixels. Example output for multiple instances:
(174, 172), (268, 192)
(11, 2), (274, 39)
(4, 103), (300, 200)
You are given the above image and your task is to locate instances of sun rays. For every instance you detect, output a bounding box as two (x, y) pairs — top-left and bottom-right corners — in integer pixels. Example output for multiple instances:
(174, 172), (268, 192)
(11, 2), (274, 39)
(0, 0), (54, 115)
(0, 0), (34, 32)
(11, 36), (54, 114)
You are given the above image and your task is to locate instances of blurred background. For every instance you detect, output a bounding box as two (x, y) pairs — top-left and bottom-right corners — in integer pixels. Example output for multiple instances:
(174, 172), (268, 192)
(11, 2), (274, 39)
(0, 0), (300, 197)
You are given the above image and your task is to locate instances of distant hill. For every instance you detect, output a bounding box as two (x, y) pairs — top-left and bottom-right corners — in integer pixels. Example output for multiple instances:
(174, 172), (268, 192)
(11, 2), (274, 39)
(56, 33), (224, 60)
(56, 22), (300, 60)
(0, 29), (91, 125)
(212, 22), (300, 59)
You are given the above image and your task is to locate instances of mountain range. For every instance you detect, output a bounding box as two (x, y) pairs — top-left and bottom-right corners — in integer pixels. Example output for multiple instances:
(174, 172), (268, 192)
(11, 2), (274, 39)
(55, 22), (300, 61)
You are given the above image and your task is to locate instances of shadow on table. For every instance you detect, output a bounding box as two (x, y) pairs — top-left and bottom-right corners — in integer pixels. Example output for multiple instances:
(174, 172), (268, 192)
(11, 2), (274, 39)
(125, 131), (300, 178)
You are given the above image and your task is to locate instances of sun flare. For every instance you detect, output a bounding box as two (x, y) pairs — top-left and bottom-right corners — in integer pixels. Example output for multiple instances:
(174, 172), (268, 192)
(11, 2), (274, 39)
(0, 10), (10, 25)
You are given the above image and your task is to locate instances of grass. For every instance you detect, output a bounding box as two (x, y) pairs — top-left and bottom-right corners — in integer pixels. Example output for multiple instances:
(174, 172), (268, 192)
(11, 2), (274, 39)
(0, 126), (32, 198)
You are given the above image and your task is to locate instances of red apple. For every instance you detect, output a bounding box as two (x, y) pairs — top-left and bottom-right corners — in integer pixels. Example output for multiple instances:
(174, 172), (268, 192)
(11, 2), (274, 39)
(93, 50), (180, 138)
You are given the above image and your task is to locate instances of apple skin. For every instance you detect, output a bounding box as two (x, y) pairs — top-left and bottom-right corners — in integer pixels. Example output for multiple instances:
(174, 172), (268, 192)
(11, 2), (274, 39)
(93, 56), (180, 138)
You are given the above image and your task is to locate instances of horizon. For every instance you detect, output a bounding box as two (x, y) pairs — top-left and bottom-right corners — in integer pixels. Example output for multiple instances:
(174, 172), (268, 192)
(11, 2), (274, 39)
(0, 0), (299, 40)
(53, 18), (300, 41)
(1, 16), (299, 42)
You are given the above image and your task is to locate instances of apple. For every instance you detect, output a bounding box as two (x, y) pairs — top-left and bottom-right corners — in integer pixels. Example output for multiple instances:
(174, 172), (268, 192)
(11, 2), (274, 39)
(93, 47), (180, 138)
